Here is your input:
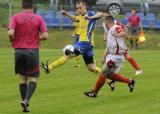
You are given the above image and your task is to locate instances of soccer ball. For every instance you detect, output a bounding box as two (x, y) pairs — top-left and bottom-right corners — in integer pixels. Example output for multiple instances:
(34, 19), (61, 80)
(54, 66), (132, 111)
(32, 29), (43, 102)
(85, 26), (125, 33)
(63, 45), (75, 57)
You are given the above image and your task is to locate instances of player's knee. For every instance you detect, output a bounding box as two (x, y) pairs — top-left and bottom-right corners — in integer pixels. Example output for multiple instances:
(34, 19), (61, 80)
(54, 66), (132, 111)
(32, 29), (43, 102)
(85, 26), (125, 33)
(29, 77), (38, 83)
(20, 75), (28, 83)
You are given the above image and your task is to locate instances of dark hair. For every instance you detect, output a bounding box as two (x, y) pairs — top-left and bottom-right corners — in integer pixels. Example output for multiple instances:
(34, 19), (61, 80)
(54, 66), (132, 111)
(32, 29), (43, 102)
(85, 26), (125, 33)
(22, 0), (33, 9)
(105, 15), (114, 23)
(132, 8), (136, 12)
(76, 0), (86, 5)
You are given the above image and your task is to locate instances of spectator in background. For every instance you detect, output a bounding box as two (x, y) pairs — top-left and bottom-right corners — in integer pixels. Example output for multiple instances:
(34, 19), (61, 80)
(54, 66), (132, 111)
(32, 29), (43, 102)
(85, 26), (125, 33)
(50, 0), (56, 8)
(127, 9), (143, 50)
(140, 0), (149, 15)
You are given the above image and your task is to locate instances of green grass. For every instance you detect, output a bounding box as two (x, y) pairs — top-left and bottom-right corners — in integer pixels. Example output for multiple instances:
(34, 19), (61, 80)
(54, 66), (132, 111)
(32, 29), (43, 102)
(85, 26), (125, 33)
(0, 48), (160, 114)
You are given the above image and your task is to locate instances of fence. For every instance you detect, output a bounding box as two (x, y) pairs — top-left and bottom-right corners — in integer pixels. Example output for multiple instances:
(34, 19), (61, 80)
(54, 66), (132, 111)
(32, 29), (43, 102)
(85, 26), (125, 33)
(1, 1), (160, 30)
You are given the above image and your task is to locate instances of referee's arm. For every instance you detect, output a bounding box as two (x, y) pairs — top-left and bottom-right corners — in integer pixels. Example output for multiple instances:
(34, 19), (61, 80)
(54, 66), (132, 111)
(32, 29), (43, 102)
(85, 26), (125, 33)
(8, 29), (15, 42)
(40, 32), (48, 41)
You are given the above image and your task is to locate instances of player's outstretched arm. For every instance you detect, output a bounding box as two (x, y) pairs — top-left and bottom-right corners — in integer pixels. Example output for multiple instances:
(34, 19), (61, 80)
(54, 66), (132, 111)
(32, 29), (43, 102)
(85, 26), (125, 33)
(87, 11), (109, 20)
(87, 12), (106, 20)
(61, 10), (77, 21)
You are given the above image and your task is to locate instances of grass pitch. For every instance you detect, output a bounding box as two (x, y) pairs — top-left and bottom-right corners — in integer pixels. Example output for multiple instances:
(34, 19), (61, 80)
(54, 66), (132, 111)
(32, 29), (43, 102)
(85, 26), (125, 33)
(0, 48), (160, 114)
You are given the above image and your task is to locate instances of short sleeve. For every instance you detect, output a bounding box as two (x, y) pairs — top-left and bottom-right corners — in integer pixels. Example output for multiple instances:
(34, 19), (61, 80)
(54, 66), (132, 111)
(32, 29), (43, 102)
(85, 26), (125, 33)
(39, 16), (47, 32)
(128, 17), (131, 22)
(115, 26), (123, 33)
(87, 11), (95, 17)
(115, 21), (125, 29)
(8, 16), (16, 30)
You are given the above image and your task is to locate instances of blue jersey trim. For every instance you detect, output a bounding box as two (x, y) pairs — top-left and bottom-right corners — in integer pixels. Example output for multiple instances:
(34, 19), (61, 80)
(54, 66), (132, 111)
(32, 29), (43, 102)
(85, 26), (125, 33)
(87, 11), (96, 42)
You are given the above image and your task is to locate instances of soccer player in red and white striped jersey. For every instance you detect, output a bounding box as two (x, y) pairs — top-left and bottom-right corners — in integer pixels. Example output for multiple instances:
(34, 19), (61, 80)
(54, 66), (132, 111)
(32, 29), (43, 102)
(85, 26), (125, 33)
(84, 16), (135, 97)
(103, 20), (142, 76)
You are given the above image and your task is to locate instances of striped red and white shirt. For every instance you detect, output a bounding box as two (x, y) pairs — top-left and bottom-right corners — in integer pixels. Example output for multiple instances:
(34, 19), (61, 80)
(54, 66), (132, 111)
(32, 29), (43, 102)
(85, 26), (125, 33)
(107, 24), (127, 55)
(103, 20), (126, 34)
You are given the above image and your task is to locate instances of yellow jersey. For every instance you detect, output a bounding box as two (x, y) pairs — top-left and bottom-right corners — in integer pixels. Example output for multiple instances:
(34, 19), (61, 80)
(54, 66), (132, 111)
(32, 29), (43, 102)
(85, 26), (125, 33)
(75, 11), (96, 46)
(73, 20), (81, 35)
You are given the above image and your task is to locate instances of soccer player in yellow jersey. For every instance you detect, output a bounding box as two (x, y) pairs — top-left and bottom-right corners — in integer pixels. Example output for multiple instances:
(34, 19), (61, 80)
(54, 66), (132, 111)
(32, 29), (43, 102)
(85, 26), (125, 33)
(41, 0), (102, 74)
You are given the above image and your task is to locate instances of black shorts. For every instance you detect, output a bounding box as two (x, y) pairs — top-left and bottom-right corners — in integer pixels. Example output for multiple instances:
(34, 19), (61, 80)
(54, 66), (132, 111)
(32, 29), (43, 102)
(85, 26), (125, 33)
(130, 26), (140, 36)
(14, 49), (39, 77)
(83, 55), (94, 65)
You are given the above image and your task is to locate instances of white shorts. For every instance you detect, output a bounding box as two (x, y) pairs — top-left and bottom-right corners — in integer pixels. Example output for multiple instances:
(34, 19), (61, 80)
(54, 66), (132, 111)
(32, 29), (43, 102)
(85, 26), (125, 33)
(103, 54), (125, 74)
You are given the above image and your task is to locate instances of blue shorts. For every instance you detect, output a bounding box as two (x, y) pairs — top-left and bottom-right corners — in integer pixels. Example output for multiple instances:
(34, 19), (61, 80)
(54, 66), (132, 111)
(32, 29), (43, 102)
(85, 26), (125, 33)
(73, 34), (80, 50)
(74, 34), (79, 45)
(74, 42), (94, 57)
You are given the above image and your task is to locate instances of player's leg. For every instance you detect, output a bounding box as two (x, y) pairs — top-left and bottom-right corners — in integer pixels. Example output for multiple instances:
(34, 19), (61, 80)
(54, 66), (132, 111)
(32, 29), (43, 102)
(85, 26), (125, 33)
(21, 77), (37, 112)
(108, 73), (135, 92)
(130, 29), (134, 49)
(84, 55), (135, 97)
(105, 59), (135, 92)
(15, 51), (28, 101)
(81, 44), (102, 74)
(41, 45), (80, 73)
(19, 76), (30, 112)
(84, 56), (116, 97)
(48, 45), (81, 70)
(74, 56), (80, 67)
(89, 72), (135, 95)
(84, 72), (107, 97)
(48, 55), (69, 70)
(124, 51), (142, 75)
(14, 49), (30, 112)
(19, 76), (28, 100)
(20, 49), (39, 112)
(135, 27), (140, 50)
(83, 55), (102, 74)
(15, 49), (34, 112)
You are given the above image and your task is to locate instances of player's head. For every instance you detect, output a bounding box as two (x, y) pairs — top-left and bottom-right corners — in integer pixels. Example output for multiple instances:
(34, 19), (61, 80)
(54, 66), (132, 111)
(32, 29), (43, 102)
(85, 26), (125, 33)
(76, 0), (87, 15)
(131, 9), (136, 15)
(22, 0), (34, 9)
(104, 15), (115, 29)
(105, 15), (114, 23)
